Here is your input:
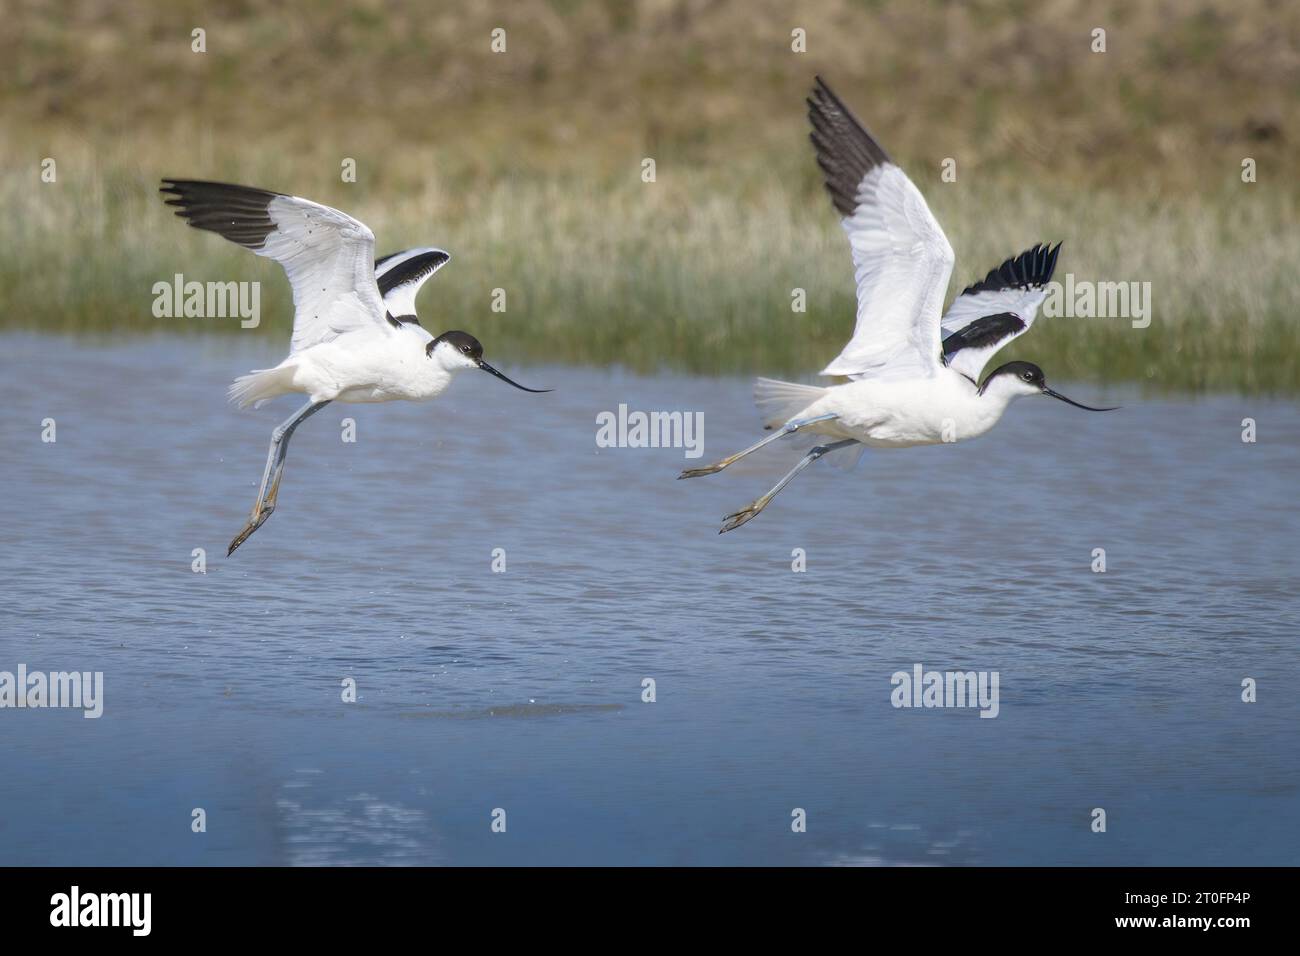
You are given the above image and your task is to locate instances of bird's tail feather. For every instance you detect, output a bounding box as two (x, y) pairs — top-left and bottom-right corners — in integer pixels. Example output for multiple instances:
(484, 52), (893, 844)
(753, 376), (865, 471)
(228, 365), (296, 409)
(753, 377), (828, 429)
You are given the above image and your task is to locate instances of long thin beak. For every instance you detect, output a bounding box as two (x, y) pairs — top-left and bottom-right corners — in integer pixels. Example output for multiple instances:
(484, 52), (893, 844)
(478, 359), (551, 393)
(1042, 386), (1118, 411)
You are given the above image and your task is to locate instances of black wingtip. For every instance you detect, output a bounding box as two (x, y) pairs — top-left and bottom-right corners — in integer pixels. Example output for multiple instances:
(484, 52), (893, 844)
(157, 179), (281, 250)
(806, 76), (893, 218)
(961, 242), (1064, 296)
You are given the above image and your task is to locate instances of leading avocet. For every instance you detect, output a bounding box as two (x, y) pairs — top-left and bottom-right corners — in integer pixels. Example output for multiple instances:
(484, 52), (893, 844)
(160, 179), (549, 555)
(679, 77), (1115, 533)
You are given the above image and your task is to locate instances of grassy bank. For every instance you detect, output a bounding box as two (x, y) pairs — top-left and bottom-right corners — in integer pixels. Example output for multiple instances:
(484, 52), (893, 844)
(3, 0), (1298, 392)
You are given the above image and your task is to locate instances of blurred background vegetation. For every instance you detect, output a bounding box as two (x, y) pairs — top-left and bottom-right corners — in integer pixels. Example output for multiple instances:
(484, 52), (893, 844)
(4, 0), (1297, 390)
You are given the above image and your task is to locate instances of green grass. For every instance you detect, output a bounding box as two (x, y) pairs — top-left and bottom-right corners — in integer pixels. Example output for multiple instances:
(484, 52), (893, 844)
(3, 135), (1296, 392)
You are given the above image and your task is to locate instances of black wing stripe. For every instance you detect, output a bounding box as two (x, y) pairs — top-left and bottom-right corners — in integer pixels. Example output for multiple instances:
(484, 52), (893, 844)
(159, 179), (284, 250)
(376, 249), (450, 297)
(807, 76), (893, 218)
(942, 312), (1026, 358)
(960, 242), (1062, 296)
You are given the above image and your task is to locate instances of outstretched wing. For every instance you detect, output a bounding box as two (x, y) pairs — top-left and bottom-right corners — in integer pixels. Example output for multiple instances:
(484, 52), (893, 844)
(374, 247), (451, 324)
(940, 242), (1061, 382)
(809, 76), (955, 381)
(160, 179), (387, 354)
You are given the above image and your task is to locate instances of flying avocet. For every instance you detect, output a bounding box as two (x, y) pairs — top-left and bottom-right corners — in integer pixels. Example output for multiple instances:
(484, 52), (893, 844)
(679, 78), (1115, 533)
(160, 179), (549, 555)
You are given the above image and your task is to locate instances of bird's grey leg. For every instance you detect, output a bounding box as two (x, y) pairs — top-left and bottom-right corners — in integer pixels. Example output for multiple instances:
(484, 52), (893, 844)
(228, 399), (330, 555)
(678, 414), (838, 479)
(261, 400), (329, 511)
(719, 439), (859, 534)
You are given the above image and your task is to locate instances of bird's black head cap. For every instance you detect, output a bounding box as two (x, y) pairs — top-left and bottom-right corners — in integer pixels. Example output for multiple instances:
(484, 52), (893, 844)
(981, 360), (1045, 392)
(427, 330), (483, 360)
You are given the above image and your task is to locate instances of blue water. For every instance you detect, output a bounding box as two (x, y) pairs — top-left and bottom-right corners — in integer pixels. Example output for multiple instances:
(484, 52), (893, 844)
(1, 334), (1297, 865)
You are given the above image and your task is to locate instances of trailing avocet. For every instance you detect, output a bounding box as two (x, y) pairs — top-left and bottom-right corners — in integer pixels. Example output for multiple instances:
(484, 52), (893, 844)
(160, 179), (549, 555)
(679, 78), (1115, 533)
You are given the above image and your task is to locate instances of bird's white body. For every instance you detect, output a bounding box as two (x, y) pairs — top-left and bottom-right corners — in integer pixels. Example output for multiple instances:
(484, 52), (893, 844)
(303, 329), (449, 404)
(809, 372), (1022, 447)
(768, 367), (1037, 449)
(234, 325), (474, 406)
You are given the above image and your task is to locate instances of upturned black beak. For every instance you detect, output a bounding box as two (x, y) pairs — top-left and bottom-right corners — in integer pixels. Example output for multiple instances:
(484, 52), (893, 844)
(477, 359), (551, 393)
(1042, 386), (1118, 412)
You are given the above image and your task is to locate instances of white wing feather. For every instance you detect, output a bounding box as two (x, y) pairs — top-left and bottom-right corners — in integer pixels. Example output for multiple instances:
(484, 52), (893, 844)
(264, 196), (385, 353)
(827, 165), (955, 379)
(808, 78), (954, 381)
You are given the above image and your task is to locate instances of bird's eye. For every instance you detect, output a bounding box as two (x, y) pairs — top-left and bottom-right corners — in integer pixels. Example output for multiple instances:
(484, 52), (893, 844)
(1023, 371), (1034, 381)
(461, 345), (471, 353)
